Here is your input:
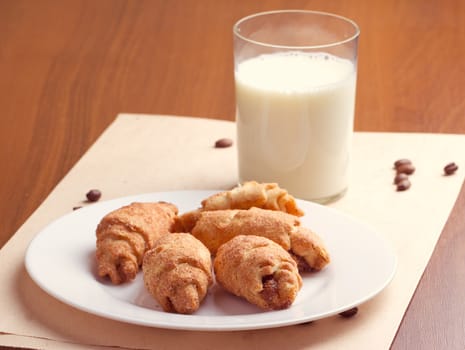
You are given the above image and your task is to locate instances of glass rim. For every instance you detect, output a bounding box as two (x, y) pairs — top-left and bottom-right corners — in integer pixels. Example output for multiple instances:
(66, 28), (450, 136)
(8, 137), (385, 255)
(233, 10), (360, 50)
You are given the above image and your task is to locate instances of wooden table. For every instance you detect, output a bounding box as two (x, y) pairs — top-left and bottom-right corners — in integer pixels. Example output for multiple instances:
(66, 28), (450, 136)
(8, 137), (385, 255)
(1, 1), (464, 349)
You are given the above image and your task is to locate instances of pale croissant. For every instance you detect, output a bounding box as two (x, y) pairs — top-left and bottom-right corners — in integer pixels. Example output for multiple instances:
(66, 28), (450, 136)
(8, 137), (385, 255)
(202, 181), (304, 216)
(174, 181), (304, 232)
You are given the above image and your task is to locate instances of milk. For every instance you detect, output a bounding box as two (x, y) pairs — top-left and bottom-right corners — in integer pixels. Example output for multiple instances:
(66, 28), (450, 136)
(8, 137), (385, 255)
(235, 52), (357, 202)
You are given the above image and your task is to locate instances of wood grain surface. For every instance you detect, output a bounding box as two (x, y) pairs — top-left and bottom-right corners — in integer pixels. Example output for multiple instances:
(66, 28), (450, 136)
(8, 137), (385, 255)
(1, 1), (464, 349)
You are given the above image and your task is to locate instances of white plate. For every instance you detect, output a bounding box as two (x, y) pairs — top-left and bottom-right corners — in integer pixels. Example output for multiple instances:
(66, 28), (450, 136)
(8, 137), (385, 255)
(25, 190), (397, 331)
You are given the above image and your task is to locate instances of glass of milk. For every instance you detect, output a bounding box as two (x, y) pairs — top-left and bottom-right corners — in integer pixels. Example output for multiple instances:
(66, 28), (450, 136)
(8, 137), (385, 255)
(234, 10), (359, 203)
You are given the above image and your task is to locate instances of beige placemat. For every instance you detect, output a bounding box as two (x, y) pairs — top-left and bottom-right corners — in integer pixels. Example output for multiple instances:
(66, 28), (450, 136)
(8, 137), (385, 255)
(1, 114), (465, 350)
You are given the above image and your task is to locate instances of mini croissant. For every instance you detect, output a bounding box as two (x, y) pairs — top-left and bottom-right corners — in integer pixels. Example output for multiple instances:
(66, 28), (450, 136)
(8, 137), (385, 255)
(95, 201), (178, 284)
(202, 181), (304, 216)
(214, 235), (302, 310)
(143, 233), (213, 314)
(191, 207), (330, 272)
(173, 181), (304, 232)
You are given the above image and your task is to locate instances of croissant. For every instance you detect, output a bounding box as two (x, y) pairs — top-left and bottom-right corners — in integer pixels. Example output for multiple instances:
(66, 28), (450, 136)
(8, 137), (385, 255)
(96, 201), (178, 284)
(174, 181), (304, 232)
(201, 181), (304, 216)
(214, 235), (302, 310)
(143, 233), (213, 314)
(191, 207), (330, 271)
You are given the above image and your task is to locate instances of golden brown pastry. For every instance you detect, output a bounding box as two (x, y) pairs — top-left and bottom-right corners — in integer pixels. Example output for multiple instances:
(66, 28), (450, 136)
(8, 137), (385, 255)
(96, 201), (178, 284)
(172, 208), (203, 233)
(192, 207), (295, 254)
(174, 181), (304, 234)
(289, 226), (331, 272)
(143, 233), (213, 314)
(201, 181), (304, 216)
(191, 207), (330, 271)
(214, 235), (302, 310)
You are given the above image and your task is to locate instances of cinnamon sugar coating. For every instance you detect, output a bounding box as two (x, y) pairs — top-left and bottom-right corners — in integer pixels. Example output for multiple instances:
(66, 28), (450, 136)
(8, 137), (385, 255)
(214, 235), (302, 310)
(143, 233), (213, 314)
(95, 201), (178, 284)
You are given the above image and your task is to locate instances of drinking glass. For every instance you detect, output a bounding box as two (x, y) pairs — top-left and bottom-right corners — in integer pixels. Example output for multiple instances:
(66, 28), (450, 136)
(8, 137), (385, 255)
(233, 10), (359, 203)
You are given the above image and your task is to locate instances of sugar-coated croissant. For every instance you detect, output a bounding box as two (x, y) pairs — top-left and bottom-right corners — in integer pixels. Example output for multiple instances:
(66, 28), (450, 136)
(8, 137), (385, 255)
(143, 233), (213, 314)
(191, 208), (295, 254)
(201, 181), (304, 216)
(191, 207), (330, 271)
(214, 235), (302, 310)
(96, 201), (178, 284)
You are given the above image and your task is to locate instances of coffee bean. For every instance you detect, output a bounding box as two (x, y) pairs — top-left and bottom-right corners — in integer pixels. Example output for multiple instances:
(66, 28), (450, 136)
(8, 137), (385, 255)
(394, 158), (412, 169)
(86, 189), (102, 202)
(444, 162), (458, 175)
(393, 173), (408, 184)
(214, 138), (233, 148)
(396, 163), (415, 175)
(339, 307), (358, 318)
(396, 179), (411, 191)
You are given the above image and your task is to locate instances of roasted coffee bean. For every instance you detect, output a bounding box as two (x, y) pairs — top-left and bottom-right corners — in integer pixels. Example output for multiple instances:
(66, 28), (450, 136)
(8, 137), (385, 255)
(396, 179), (411, 191)
(86, 189), (102, 202)
(444, 162), (458, 175)
(339, 307), (358, 318)
(393, 158), (412, 169)
(393, 173), (408, 184)
(396, 163), (415, 175)
(214, 138), (233, 148)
